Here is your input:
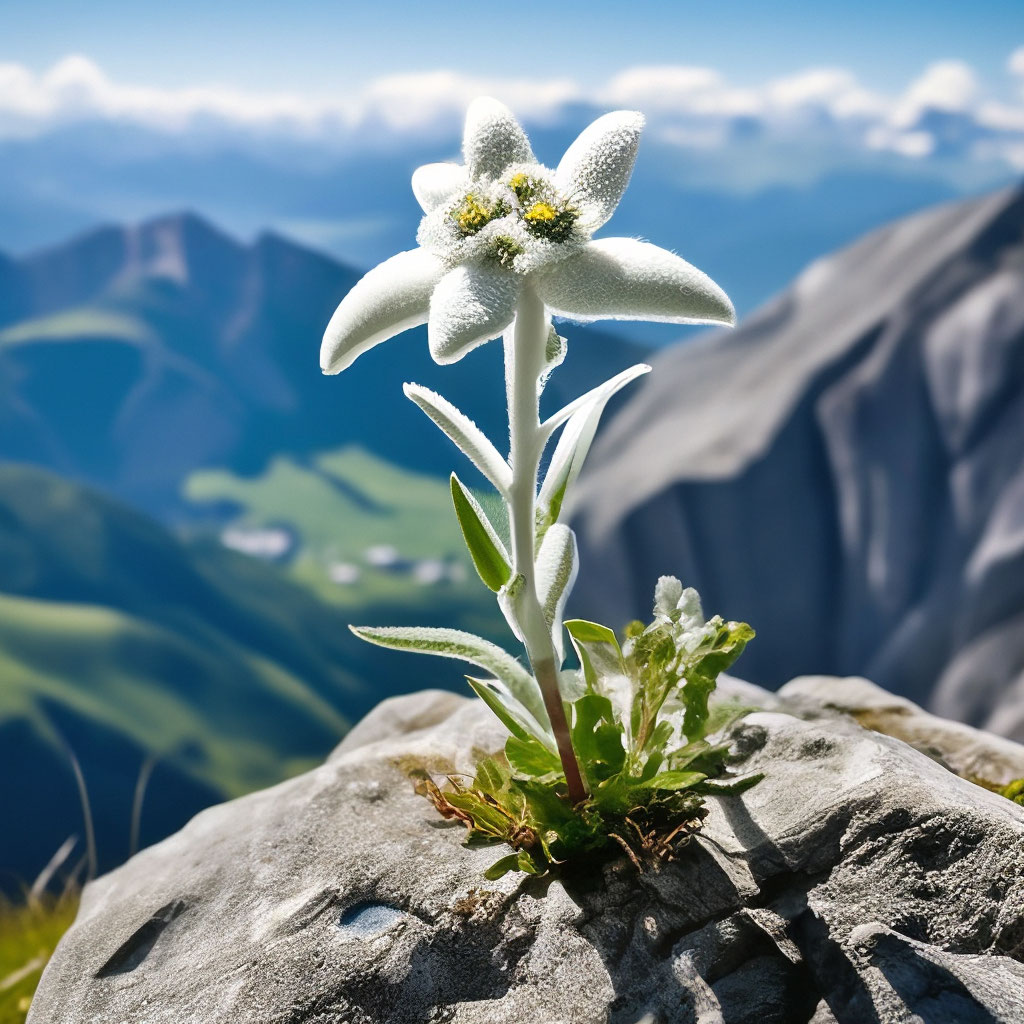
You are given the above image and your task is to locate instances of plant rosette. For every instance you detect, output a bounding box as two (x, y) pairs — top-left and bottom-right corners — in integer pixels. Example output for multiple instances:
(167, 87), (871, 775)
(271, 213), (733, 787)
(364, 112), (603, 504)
(416, 577), (759, 878)
(321, 97), (753, 878)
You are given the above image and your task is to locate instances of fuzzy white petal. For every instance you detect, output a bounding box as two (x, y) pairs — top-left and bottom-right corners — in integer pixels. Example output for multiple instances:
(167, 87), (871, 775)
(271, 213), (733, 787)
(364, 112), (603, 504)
(462, 96), (534, 180)
(535, 238), (735, 326)
(320, 248), (445, 374)
(428, 264), (520, 365)
(556, 111), (644, 230)
(411, 162), (467, 213)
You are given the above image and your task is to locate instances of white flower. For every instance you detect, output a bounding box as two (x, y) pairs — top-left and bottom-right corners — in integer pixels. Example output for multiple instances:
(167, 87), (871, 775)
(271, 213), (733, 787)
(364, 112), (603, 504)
(321, 97), (735, 374)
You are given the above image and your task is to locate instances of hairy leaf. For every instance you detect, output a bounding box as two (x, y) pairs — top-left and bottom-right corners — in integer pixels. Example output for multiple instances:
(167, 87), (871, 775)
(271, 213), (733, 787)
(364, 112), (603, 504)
(350, 625), (548, 731)
(535, 524), (578, 661)
(539, 364), (651, 521)
(538, 327), (567, 396)
(466, 677), (554, 748)
(497, 573), (526, 643)
(404, 382), (512, 494)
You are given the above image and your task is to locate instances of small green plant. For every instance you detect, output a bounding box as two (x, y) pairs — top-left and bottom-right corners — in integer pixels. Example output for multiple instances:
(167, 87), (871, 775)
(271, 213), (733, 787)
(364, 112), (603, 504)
(321, 98), (750, 875)
(1002, 778), (1024, 805)
(415, 577), (757, 877)
(974, 775), (1024, 805)
(0, 890), (79, 1024)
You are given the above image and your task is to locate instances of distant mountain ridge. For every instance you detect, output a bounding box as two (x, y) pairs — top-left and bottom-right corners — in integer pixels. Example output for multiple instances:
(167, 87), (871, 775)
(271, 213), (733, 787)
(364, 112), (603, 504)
(570, 182), (1024, 739)
(0, 460), (507, 883)
(0, 116), (973, 318)
(0, 213), (649, 518)
(0, 461), (356, 881)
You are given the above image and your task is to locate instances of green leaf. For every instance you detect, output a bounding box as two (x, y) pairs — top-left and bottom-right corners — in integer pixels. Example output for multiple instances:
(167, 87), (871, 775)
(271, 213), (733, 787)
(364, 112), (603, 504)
(627, 623), (679, 745)
(350, 625), (548, 733)
(450, 473), (511, 592)
(680, 674), (717, 744)
(637, 750), (665, 782)
(506, 735), (563, 780)
(444, 792), (512, 837)
(641, 720), (674, 755)
(564, 619), (626, 688)
(695, 772), (764, 796)
(517, 849), (542, 875)
(645, 770), (707, 792)
(474, 756), (510, 797)
(404, 382), (512, 494)
(466, 677), (554, 748)
(535, 524), (578, 661)
(682, 621), (755, 741)
(565, 619), (633, 733)
(703, 699), (759, 737)
(571, 694), (626, 780)
(539, 364), (651, 522)
(518, 778), (577, 828)
(564, 619), (620, 645)
(669, 739), (713, 768)
(484, 854), (521, 880)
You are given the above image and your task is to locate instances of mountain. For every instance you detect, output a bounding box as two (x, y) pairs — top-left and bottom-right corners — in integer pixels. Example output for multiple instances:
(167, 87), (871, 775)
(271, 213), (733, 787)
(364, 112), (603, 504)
(0, 121), (977, 324)
(0, 462), (503, 884)
(0, 213), (649, 518)
(569, 183), (1024, 740)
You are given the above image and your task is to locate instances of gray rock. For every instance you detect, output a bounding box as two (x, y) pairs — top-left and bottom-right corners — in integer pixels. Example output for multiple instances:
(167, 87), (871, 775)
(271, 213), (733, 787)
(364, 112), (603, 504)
(776, 674), (1024, 784)
(569, 184), (1024, 740)
(30, 687), (1024, 1024)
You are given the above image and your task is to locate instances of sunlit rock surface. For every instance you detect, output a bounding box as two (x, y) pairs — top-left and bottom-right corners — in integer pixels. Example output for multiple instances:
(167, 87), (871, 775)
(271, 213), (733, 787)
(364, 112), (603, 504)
(570, 185), (1024, 739)
(31, 682), (1024, 1023)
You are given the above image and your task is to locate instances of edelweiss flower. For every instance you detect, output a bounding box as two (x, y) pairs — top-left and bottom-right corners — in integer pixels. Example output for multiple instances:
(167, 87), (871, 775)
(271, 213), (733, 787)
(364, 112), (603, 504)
(321, 97), (735, 374)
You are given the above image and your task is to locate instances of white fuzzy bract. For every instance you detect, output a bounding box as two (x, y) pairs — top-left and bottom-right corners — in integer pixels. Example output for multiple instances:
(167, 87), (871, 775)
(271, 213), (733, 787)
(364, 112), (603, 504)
(321, 96), (735, 374)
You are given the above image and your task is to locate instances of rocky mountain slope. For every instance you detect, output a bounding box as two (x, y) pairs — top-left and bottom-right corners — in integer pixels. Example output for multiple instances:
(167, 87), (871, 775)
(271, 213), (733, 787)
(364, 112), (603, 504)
(29, 679), (1024, 1023)
(0, 213), (647, 517)
(570, 183), (1024, 740)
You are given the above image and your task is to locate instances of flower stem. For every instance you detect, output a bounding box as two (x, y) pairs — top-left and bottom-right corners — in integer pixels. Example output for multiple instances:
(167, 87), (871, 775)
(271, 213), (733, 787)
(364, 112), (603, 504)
(505, 285), (587, 805)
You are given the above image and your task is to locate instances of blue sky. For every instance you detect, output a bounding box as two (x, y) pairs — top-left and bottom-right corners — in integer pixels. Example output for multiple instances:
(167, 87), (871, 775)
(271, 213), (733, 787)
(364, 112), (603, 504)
(3, 0), (1023, 96)
(0, 0), (1021, 352)
(2, 0), (1023, 287)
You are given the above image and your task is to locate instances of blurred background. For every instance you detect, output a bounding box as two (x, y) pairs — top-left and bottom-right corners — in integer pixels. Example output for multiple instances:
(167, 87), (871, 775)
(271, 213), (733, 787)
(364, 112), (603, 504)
(1, 0), (1023, 888)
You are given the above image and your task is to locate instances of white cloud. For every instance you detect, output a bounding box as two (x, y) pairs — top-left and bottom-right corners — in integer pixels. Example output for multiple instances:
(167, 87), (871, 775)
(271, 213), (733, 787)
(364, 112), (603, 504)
(891, 60), (977, 128)
(1009, 46), (1024, 79)
(601, 66), (760, 118)
(1, 50), (1023, 171)
(766, 68), (873, 115)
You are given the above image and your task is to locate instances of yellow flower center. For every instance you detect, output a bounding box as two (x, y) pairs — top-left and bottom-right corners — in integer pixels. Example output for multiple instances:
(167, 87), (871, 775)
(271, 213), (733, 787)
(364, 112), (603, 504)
(453, 194), (493, 236)
(523, 200), (579, 243)
(508, 172), (539, 202)
(524, 201), (557, 223)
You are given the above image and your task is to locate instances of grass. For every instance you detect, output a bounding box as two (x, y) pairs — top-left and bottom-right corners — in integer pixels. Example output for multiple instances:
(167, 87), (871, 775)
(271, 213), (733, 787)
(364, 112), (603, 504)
(0, 449), (510, 1019)
(0, 891), (79, 1023)
(0, 592), (346, 800)
(185, 446), (493, 609)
